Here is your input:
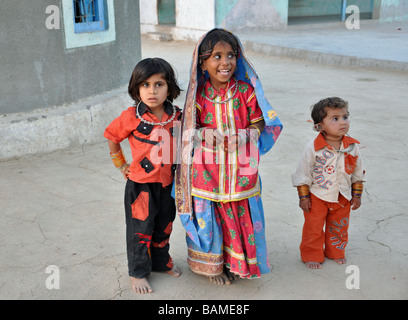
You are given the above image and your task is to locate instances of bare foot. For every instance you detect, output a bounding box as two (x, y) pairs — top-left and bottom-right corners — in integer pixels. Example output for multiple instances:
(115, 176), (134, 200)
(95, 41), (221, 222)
(165, 265), (182, 277)
(130, 277), (153, 294)
(305, 261), (322, 269)
(209, 272), (232, 285)
(334, 258), (347, 265)
(224, 266), (240, 282)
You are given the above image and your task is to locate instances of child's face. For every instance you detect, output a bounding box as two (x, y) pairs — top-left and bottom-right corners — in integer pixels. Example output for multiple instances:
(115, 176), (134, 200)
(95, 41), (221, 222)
(201, 41), (236, 91)
(138, 73), (169, 111)
(320, 107), (350, 140)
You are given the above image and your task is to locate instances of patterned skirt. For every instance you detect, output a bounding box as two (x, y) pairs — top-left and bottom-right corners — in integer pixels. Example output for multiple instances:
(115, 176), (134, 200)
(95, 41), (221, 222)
(186, 195), (270, 279)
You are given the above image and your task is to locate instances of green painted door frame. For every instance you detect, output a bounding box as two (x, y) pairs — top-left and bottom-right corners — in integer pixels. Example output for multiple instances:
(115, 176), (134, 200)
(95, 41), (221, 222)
(158, 0), (176, 25)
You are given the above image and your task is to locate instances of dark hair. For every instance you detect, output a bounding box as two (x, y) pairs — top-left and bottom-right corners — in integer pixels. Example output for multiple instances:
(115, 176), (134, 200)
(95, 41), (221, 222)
(198, 29), (239, 66)
(128, 58), (181, 103)
(311, 97), (349, 124)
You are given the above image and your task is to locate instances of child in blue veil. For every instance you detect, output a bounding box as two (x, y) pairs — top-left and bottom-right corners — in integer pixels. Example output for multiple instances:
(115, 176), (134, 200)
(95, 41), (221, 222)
(175, 29), (282, 284)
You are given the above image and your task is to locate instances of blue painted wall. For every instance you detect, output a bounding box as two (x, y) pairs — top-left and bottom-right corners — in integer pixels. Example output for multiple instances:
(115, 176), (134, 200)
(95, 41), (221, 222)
(215, 0), (288, 30)
(379, 0), (408, 22)
(288, 0), (373, 17)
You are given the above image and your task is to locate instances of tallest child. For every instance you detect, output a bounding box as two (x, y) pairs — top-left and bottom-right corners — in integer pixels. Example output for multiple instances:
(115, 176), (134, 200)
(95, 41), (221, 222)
(175, 29), (283, 285)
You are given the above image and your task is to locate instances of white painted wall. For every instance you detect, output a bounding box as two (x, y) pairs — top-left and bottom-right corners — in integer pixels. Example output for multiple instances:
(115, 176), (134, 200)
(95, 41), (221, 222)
(139, 0), (158, 25)
(176, 0), (215, 30)
(139, 0), (215, 41)
(174, 0), (215, 40)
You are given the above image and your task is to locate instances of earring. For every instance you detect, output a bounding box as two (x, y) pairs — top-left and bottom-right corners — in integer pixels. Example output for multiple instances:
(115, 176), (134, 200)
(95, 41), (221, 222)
(314, 124), (322, 132)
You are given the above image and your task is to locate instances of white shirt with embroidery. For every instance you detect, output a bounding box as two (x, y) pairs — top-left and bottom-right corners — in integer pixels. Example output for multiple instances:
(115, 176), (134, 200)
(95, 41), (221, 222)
(292, 133), (366, 203)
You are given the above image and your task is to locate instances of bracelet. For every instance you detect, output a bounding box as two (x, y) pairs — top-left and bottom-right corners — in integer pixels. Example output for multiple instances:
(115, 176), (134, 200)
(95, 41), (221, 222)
(110, 148), (130, 173)
(246, 126), (261, 143)
(196, 127), (205, 141)
(352, 182), (363, 198)
(249, 125), (261, 138)
(118, 163), (130, 174)
(297, 185), (310, 199)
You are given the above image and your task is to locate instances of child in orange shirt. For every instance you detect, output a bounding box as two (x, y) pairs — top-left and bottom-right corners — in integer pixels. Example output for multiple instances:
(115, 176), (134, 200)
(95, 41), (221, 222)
(292, 97), (365, 269)
(104, 58), (182, 293)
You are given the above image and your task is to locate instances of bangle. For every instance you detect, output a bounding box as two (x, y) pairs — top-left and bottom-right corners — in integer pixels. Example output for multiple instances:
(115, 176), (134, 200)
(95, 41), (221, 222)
(297, 185), (310, 199)
(246, 126), (260, 143)
(196, 127), (205, 141)
(249, 125), (261, 138)
(118, 163), (130, 174)
(110, 148), (129, 173)
(352, 182), (363, 198)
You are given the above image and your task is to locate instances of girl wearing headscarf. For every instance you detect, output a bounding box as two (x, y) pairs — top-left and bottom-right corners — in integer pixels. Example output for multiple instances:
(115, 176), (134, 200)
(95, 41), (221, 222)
(175, 29), (282, 284)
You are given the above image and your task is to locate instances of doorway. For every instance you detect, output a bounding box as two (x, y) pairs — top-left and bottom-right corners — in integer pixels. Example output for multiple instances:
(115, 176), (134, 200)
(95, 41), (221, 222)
(158, 0), (176, 25)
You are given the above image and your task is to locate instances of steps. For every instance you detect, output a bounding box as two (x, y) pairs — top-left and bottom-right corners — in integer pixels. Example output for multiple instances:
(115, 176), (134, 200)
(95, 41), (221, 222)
(146, 25), (174, 41)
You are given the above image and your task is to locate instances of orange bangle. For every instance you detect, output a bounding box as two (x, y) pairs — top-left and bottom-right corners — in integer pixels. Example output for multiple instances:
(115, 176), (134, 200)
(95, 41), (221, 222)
(297, 185), (310, 199)
(110, 148), (129, 172)
(352, 182), (363, 198)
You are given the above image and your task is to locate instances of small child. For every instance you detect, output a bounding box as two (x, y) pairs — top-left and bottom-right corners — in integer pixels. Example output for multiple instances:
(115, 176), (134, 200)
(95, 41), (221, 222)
(292, 97), (365, 269)
(104, 58), (183, 293)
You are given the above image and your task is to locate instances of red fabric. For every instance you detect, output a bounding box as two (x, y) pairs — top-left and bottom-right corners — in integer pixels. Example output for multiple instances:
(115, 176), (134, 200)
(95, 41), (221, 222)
(217, 199), (261, 278)
(131, 191), (149, 221)
(192, 79), (263, 200)
(314, 132), (360, 151)
(300, 193), (351, 263)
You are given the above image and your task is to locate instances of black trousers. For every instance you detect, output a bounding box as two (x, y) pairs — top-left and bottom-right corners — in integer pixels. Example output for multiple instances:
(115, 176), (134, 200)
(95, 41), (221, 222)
(124, 180), (176, 278)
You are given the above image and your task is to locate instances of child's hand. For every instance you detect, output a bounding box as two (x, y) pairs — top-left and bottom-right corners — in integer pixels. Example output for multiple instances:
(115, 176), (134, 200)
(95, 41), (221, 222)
(204, 129), (224, 148)
(224, 134), (241, 153)
(350, 196), (361, 210)
(120, 164), (130, 180)
(299, 197), (311, 213)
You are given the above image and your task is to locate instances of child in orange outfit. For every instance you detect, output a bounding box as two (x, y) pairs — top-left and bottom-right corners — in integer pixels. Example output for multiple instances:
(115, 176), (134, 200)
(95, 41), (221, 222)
(292, 97), (365, 269)
(104, 58), (183, 293)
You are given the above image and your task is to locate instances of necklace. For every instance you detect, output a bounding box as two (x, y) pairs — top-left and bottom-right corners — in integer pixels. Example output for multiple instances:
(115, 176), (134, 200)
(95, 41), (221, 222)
(202, 78), (238, 104)
(135, 101), (177, 127)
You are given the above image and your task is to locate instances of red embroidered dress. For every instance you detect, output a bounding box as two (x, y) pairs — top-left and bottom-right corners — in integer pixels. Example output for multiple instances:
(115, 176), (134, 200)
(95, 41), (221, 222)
(192, 77), (264, 202)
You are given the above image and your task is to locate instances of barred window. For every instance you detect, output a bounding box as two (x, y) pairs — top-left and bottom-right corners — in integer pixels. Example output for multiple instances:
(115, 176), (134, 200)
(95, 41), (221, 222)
(73, 0), (108, 33)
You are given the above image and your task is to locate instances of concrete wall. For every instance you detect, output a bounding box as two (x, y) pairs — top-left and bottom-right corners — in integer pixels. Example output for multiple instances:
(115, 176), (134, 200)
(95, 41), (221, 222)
(288, 0), (372, 17)
(288, 0), (408, 21)
(139, 0), (408, 39)
(216, 0), (287, 30)
(379, 0), (408, 22)
(0, 0), (141, 115)
(139, 0), (287, 41)
(140, 0), (159, 25)
(0, 0), (141, 160)
(175, 0), (215, 39)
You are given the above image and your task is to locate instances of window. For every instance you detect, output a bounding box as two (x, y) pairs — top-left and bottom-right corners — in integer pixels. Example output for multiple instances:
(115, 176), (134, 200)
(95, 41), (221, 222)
(73, 0), (108, 33)
(62, 0), (116, 49)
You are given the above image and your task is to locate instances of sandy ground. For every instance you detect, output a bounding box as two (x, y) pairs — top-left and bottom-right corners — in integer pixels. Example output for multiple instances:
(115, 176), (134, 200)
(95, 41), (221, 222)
(1, 29), (407, 302)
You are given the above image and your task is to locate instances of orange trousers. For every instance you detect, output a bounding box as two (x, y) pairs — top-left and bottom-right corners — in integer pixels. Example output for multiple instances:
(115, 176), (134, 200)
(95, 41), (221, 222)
(300, 193), (350, 263)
